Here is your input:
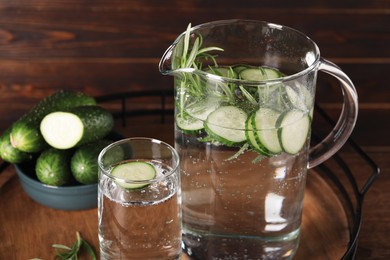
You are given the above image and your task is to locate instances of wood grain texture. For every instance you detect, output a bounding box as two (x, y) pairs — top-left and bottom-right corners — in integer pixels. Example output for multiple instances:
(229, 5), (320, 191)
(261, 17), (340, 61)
(0, 1), (388, 259)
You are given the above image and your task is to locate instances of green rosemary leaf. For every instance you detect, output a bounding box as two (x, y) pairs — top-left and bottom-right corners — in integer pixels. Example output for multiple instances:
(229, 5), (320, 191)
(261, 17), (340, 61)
(198, 46), (224, 55)
(239, 85), (258, 105)
(82, 240), (97, 260)
(226, 143), (249, 161)
(185, 37), (200, 68)
(182, 23), (192, 67)
(52, 244), (72, 250)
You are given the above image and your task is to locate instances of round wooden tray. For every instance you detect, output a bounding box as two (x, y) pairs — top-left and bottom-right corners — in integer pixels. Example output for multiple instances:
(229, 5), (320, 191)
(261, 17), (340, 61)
(0, 93), (378, 259)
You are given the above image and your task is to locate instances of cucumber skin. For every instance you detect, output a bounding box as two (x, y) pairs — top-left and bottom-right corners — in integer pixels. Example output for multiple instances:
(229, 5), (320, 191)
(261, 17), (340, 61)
(10, 90), (97, 153)
(66, 106), (114, 147)
(35, 148), (72, 186)
(245, 113), (271, 156)
(0, 128), (33, 163)
(71, 139), (113, 184)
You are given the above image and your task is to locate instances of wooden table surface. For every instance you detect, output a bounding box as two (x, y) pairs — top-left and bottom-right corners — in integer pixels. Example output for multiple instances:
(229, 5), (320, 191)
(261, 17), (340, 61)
(0, 119), (387, 259)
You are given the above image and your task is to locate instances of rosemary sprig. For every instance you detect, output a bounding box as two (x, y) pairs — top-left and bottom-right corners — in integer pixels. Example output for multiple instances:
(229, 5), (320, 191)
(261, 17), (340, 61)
(52, 232), (96, 260)
(31, 232), (97, 260)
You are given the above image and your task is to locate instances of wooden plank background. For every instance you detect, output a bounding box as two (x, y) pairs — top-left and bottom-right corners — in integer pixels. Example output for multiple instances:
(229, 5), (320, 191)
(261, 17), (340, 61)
(0, 1), (389, 148)
(0, 1), (389, 259)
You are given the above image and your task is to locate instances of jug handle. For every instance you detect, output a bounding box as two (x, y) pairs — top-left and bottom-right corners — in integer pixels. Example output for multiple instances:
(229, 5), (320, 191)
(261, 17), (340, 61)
(308, 58), (358, 169)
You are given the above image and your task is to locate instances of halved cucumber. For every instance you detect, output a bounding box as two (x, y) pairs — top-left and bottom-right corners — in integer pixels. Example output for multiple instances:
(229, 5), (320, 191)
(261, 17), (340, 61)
(253, 108), (283, 155)
(204, 106), (247, 146)
(111, 161), (157, 190)
(40, 106), (114, 150)
(277, 110), (311, 154)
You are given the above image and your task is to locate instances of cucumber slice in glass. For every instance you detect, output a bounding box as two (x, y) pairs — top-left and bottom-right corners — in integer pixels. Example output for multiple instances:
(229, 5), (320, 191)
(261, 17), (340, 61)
(111, 161), (157, 190)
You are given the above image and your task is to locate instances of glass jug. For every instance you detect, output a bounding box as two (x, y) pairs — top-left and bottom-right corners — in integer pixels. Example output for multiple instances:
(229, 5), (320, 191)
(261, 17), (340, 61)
(159, 19), (358, 259)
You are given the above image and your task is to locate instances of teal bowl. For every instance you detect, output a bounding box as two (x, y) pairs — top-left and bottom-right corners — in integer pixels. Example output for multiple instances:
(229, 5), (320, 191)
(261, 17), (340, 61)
(14, 162), (97, 211)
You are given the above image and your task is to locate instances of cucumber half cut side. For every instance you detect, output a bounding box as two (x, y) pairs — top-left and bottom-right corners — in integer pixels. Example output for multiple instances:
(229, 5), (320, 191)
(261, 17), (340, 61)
(111, 161), (157, 190)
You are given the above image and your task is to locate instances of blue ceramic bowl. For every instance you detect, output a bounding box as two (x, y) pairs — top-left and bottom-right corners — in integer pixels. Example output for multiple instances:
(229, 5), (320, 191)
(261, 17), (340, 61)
(14, 162), (98, 211)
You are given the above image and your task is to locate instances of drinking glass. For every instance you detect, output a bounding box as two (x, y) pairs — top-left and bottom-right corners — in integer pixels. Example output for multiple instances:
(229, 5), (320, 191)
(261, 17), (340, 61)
(98, 137), (181, 260)
(159, 19), (358, 259)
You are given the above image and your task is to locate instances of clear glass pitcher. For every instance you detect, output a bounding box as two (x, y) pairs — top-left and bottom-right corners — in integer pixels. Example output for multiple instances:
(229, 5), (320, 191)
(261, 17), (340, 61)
(159, 19), (358, 259)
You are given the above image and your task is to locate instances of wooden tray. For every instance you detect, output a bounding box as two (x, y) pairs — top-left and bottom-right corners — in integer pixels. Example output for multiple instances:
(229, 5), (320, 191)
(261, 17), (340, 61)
(0, 92), (378, 259)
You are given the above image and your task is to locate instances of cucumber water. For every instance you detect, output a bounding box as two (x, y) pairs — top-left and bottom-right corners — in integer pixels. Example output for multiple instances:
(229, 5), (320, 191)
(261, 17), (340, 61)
(177, 64), (312, 157)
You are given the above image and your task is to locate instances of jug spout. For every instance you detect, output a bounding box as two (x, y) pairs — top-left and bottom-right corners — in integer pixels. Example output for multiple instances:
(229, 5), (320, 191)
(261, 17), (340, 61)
(159, 44), (175, 75)
(159, 23), (223, 77)
(159, 42), (198, 77)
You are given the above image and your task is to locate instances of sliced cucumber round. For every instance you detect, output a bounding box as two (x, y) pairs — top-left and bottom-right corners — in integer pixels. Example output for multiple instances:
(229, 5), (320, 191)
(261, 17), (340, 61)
(233, 64), (251, 74)
(245, 113), (271, 156)
(177, 98), (220, 133)
(111, 161), (157, 190)
(204, 106), (247, 146)
(277, 110), (311, 154)
(239, 67), (281, 81)
(253, 108), (283, 154)
(204, 66), (237, 78)
(285, 84), (313, 115)
(176, 113), (204, 134)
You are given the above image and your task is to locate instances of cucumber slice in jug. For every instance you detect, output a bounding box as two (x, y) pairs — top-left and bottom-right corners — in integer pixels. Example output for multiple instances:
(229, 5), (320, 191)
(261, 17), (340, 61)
(204, 106), (247, 146)
(176, 113), (204, 134)
(177, 98), (220, 133)
(111, 161), (157, 190)
(285, 84), (313, 116)
(253, 108), (283, 155)
(204, 66), (237, 78)
(239, 67), (282, 81)
(245, 113), (271, 156)
(277, 109), (311, 154)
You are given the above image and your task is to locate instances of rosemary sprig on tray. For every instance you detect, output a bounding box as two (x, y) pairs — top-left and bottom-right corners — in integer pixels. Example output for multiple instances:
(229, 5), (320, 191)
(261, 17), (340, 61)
(31, 232), (96, 260)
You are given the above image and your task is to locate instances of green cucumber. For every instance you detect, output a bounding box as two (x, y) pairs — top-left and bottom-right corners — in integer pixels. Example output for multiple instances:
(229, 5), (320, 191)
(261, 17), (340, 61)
(71, 139), (113, 184)
(205, 66), (238, 78)
(35, 148), (72, 186)
(245, 114), (271, 156)
(204, 106), (247, 146)
(233, 64), (251, 74)
(177, 98), (220, 133)
(111, 161), (157, 190)
(277, 109), (311, 154)
(40, 106), (114, 150)
(10, 90), (96, 153)
(253, 108), (283, 155)
(239, 67), (282, 81)
(285, 83), (314, 118)
(176, 113), (204, 134)
(0, 128), (33, 163)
